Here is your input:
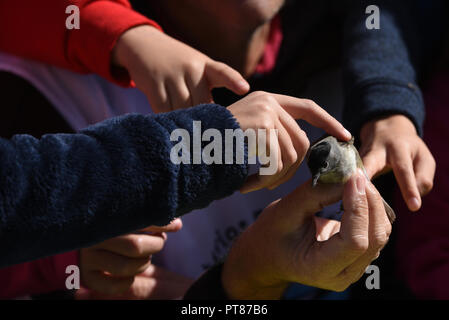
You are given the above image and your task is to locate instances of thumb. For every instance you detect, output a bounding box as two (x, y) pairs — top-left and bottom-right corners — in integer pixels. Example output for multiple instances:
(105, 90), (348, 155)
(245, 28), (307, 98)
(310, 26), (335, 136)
(275, 179), (344, 232)
(206, 61), (250, 95)
(312, 170), (370, 271)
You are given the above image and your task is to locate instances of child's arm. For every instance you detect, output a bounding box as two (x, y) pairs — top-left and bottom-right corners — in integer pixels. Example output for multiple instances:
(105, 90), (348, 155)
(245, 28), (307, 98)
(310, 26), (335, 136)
(0, 1), (250, 113)
(111, 25), (250, 113)
(0, 0), (159, 86)
(0, 104), (248, 268)
(0, 93), (348, 269)
(340, 0), (435, 211)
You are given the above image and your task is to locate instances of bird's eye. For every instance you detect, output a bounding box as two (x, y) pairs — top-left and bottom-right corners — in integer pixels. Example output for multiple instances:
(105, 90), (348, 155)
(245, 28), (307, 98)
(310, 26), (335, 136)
(323, 162), (329, 169)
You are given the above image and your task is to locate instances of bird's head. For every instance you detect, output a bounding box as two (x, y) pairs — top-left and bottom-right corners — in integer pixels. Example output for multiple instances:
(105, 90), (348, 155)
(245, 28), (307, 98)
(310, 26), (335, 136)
(307, 136), (342, 186)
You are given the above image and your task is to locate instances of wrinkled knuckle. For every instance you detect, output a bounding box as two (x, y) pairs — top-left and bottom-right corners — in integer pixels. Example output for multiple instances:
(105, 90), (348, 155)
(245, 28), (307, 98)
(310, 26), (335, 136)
(374, 231), (389, 247)
(352, 198), (369, 213)
(372, 188), (383, 201)
(346, 236), (369, 254)
(385, 224), (392, 238)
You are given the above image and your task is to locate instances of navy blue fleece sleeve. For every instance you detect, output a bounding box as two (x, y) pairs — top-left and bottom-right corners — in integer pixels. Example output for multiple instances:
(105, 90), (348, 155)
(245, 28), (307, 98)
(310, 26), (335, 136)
(0, 104), (248, 267)
(341, 0), (425, 137)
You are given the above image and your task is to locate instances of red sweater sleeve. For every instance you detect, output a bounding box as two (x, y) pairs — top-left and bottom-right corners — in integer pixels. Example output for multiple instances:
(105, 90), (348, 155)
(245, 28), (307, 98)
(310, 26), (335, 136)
(395, 73), (449, 299)
(0, 251), (79, 299)
(0, 0), (162, 86)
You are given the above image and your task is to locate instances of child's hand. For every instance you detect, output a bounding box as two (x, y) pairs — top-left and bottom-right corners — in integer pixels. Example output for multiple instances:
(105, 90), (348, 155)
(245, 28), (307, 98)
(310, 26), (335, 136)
(359, 115), (436, 211)
(78, 219), (182, 296)
(228, 91), (351, 193)
(112, 26), (249, 113)
(76, 265), (193, 300)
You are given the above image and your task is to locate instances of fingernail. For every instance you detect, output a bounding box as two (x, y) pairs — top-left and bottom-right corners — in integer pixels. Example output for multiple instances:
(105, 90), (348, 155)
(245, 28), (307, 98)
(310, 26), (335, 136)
(237, 80), (250, 91)
(356, 170), (366, 195)
(409, 197), (421, 211)
(344, 128), (351, 137)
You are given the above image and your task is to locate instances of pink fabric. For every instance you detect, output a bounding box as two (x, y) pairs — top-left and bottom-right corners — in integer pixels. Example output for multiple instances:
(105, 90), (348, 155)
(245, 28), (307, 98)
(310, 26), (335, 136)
(395, 72), (449, 299)
(255, 14), (283, 75)
(0, 251), (79, 299)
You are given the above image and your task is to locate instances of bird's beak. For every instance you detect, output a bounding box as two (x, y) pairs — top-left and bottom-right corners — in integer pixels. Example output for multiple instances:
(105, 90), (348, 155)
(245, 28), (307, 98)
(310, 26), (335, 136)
(312, 173), (320, 187)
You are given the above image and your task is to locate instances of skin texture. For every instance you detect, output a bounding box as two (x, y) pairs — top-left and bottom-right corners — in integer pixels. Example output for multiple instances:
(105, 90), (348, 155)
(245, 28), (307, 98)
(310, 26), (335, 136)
(104, 1), (434, 297)
(360, 115), (436, 212)
(112, 25), (250, 113)
(149, 1), (436, 211)
(77, 218), (193, 299)
(222, 170), (392, 299)
(73, 90), (350, 299)
(227, 91), (351, 193)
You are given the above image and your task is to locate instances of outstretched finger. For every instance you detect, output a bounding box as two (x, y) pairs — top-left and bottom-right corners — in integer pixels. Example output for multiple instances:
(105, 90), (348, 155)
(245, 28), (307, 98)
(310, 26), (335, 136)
(389, 147), (421, 211)
(270, 94), (351, 142)
(413, 144), (436, 196)
(206, 61), (250, 95)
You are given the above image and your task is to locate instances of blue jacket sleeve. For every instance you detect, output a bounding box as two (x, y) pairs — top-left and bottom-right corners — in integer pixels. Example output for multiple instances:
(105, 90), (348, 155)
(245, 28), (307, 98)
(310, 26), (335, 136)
(0, 104), (248, 267)
(341, 0), (425, 137)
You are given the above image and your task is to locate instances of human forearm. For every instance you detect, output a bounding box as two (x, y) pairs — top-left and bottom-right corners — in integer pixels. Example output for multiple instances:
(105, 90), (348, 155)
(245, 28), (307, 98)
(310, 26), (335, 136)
(0, 0), (161, 86)
(0, 104), (248, 268)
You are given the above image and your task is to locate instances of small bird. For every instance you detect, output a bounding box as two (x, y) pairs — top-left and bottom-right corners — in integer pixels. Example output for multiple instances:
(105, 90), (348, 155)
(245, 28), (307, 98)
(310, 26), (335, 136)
(306, 135), (396, 224)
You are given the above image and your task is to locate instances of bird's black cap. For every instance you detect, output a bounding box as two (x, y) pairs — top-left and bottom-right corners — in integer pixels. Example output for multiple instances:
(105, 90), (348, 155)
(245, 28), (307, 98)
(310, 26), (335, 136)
(307, 141), (331, 178)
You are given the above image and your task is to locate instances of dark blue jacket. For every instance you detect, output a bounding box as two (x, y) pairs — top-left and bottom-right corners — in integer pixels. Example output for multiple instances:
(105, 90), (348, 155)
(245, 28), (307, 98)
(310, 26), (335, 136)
(218, 0), (426, 137)
(341, 0), (425, 136)
(0, 104), (247, 268)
